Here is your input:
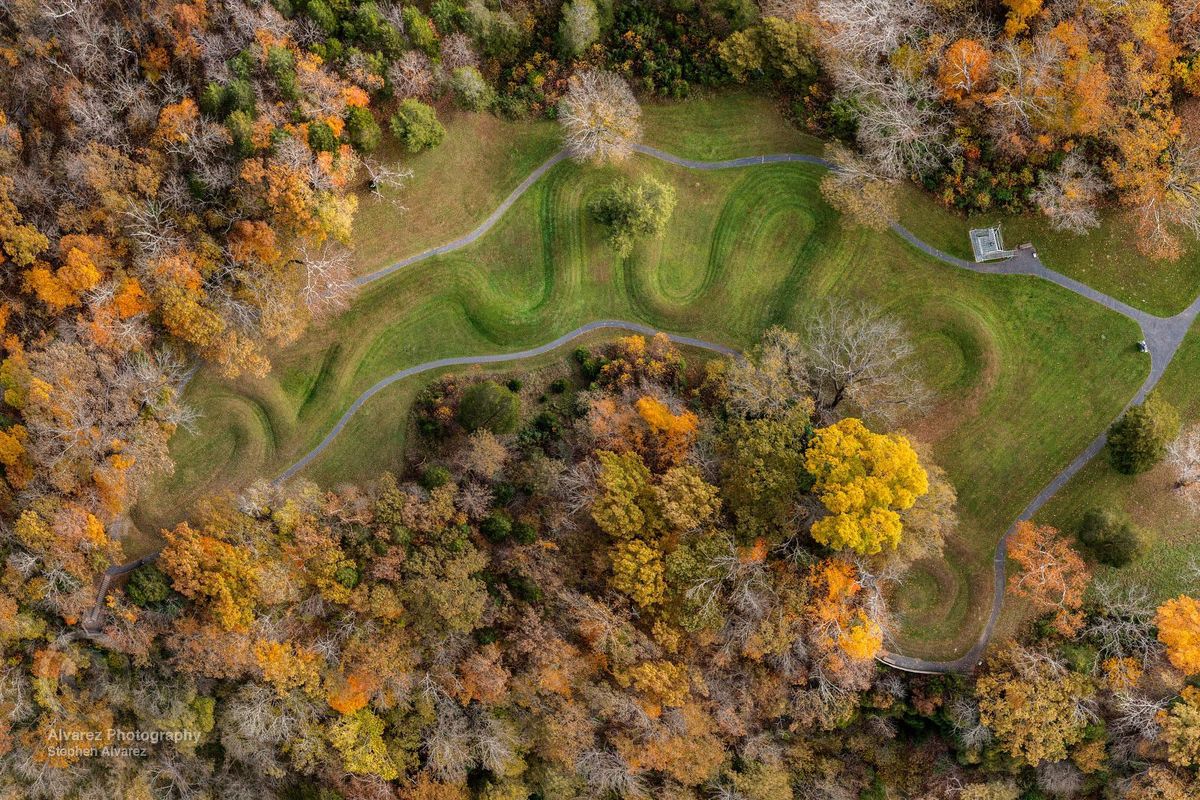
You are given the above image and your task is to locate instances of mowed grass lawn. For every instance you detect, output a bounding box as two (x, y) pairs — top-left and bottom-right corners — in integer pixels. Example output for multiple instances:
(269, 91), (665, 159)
(349, 111), (560, 276)
(1037, 315), (1200, 601)
(134, 91), (1151, 659)
(896, 185), (1200, 317)
(351, 91), (818, 276)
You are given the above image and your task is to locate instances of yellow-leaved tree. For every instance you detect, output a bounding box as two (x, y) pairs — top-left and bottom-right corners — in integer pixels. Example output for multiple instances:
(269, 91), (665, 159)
(804, 418), (928, 555)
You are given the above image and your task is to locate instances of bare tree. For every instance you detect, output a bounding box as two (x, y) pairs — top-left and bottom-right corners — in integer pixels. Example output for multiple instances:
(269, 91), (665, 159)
(1032, 153), (1108, 235)
(1036, 761), (1084, 798)
(558, 69), (643, 164)
(722, 326), (810, 419)
(989, 39), (1062, 139)
(820, 142), (900, 231)
(361, 157), (413, 202)
(1167, 423), (1200, 512)
(440, 32), (479, 73)
(455, 481), (494, 521)
(1084, 580), (1163, 665)
(1110, 691), (1169, 746)
(948, 695), (994, 750)
(388, 49), (435, 99)
(760, 0), (805, 19)
(576, 749), (647, 800)
(218, 683), (302, 780)
(817, 0), (932, 60)
(804, 301), (931, 423)
(1161, 144), (1200, 239)
(294, 243), (356, 318)
(424, 694), (474, 783)
(469, 707), (515, 775)
(833, 64), (958, 179)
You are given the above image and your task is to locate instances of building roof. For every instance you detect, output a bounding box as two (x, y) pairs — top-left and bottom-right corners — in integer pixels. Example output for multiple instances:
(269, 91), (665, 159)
(969, 226), (1015, 262)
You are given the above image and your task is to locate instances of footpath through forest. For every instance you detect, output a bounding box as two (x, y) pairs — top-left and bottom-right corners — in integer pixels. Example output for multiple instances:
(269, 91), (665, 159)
(88, 144), (1200, 674)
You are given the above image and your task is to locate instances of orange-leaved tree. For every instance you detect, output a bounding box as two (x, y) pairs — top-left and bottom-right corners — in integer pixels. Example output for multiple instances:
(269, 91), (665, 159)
(160, 522), (261, 631)
(1007, 521), (1091, 636)
(1156, 595), (1200, 675)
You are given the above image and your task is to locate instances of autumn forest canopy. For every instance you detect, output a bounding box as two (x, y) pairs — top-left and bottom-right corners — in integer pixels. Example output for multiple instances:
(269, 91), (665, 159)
(2, 0), (1200, 798)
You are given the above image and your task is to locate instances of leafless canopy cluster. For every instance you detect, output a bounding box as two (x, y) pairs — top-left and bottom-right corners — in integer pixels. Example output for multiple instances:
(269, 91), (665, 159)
(558, 69), (643, 164)
(1031, 153), (1108, 235)
(1166, 423), (1200, 512)
(835, 64), (960, 179)
(817, 0), (932, 60)
(804, 302), (931, 424)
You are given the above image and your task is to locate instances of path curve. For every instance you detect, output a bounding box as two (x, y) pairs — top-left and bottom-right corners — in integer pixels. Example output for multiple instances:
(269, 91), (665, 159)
(99, 143), (1200, 674)
(276, 321), (738, 482)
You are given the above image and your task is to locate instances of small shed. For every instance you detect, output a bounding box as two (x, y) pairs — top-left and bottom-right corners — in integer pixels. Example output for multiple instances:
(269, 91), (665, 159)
(969, 226), (1016, 262)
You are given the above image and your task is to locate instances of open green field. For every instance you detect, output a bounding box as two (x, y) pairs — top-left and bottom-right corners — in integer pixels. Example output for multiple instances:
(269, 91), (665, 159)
(134, 105), (1150, 657)
(350, 111), (560, 275)
(351, 92), (820, 277)
(896, 185), (1200, 317)
(1037, 315), (1200, 601)
(641, 92), (825, 159)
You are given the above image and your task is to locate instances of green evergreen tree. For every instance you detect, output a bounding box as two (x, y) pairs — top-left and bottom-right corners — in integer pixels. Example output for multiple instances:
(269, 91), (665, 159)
(1108, 393), (1181, 474)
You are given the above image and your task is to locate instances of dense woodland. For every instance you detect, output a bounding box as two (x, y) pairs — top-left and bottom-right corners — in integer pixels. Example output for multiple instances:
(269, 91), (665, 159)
(2, 0), (1200, 797)
(2, 328), (1198, 798)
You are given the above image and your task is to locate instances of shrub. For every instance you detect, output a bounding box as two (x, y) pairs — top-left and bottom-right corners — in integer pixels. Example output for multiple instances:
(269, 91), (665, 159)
(403, 6), (440, 56)
(334, 564), (361, 589)
(505, 572), (543, 602)
(224, 78), (257, 116)
(345, 106), (382, 153)
(481, 511), (513, 542)
(1077, 508), (1143, 567)
(494, 482), (516, 505)
(513, 519), (538, 544)
(126, 564), (171, 607)
(199, 82), (226, 117)
(458, 381), (520, 433)
(1108, 394), (1181, 474)
(226, 111), (256, 157)
(267, 46), (299, 100)
(348, 2), (405, 55)
(431, 0), (467, 31)
(420, 465), (452, 490)
(574, 346), (605, 380)
(505, 378), (523, 392)
(450, 66), (494, 111)
(389, 99), (445, 152)
(549, 378), (569, 394)
(308, 120), (338, 152)
(304, 0), (340, 34)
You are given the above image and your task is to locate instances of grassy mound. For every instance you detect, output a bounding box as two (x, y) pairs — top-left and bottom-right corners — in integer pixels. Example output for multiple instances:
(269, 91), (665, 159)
(135, 147), (1147, 659)
(134, 92), (1200, 659)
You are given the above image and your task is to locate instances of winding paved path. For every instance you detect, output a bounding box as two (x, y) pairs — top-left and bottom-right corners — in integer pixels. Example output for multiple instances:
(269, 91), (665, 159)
(276, 322), (738, 482)
(95, 144), (1200, 672)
